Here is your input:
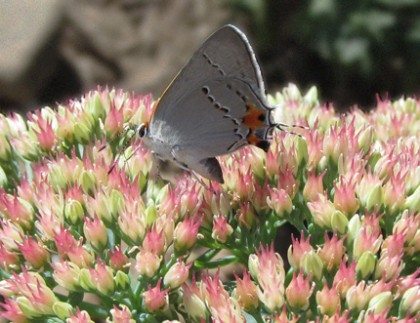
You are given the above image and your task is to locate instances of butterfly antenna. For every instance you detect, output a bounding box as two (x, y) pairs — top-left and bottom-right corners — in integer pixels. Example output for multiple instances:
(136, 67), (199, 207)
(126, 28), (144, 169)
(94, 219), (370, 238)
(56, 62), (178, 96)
(272, 122), (309, 138)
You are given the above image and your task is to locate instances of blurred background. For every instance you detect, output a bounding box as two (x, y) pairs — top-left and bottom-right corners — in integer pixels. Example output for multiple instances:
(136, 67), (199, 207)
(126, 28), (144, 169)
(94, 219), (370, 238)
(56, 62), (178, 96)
(1, 0), (419, 114)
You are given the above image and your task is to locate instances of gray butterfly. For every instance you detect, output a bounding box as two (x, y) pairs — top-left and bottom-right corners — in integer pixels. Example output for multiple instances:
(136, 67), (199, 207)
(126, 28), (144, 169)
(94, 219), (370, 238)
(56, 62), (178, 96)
(138, 25), (288, 184)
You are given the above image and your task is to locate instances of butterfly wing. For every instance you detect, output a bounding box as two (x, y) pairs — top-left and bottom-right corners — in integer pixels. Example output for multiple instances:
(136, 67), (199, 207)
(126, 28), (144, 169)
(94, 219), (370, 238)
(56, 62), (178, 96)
(145, 25), (272, 183)
(151, 24), (266, 124)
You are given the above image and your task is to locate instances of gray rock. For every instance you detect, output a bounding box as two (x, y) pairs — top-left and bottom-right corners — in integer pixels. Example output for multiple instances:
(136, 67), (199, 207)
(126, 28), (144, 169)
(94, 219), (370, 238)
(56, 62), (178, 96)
(0, 0), (64, 108)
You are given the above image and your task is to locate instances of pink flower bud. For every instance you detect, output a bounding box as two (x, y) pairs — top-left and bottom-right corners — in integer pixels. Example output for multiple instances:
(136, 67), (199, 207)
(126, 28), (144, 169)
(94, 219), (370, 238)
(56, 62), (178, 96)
(234, 270), (259, 310)
(83, 214), (108, 250)
(346, 281), (370, 312)
(305, 128), (324, 168)
(0, 192), (34, 230)
(307, 193), (336, 229)
(395, 270), (420, 295)
(182, 278), (207, 321)
(179, 183), (202, 216)
(0, 298), (27, 322)
(118, 207), (146, 245)
(143, 279), (169, 312)
(374, 254), (403, 281)
(109, 305), (134, 323)
(173, 213), (203, 252)
(287, 232), (313, 270)
(237, 201), (256, 228)
(303, 170), (325, 202)
(163, 259), (191, 289)
(212, 215), (233, 243)
(0, 244), (19, 271)
(135, 250), (161, 277)
(249, 244), (285, 312)
(201, 271), (244, 321)
(28, 110), (56, 151)
(286, 271), (314, 310)
(66, 308), (93, 323)
(383, 171), (406, 212)
(317, 232), (346, 271)
(267, 187), (293, 218)
(272, 304), (300, 323)
(54, 228), (78, 256)
(0, 220), (24, 251)
(88, 261), (115, 295)
(104, 103), (124, 138)
(6, 270), (58, 317)
(333, 261), (357, 299)
(108, 246), (129, 271)
(316, 282), (341, 316)
(53, 260), (81, 291)
(333, 176), (359, 215)
(393, 210), (418, 253)
(67, 244), (95, 268)
(142, 227), (165, 255)
(353, 227), (383, 259)
(18, 236), (50, 269)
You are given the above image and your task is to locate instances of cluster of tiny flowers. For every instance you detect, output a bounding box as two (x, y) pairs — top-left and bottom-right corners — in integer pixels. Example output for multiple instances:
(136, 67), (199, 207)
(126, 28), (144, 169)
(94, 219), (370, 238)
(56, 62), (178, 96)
(0, 85), (418, 322)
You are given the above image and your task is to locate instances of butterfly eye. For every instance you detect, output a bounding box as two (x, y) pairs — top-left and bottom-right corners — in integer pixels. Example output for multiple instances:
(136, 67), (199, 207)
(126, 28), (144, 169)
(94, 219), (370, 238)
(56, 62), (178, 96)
(137, 123), (148, 138)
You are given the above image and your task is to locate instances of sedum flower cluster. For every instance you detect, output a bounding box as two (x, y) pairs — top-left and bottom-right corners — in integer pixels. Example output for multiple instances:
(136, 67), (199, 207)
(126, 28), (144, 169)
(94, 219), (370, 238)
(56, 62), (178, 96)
(0, 85), (418, 322)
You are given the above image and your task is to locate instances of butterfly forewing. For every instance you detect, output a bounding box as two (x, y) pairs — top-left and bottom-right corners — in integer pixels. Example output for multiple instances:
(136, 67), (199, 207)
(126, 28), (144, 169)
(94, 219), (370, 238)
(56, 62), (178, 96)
(151, 25), (266, 124)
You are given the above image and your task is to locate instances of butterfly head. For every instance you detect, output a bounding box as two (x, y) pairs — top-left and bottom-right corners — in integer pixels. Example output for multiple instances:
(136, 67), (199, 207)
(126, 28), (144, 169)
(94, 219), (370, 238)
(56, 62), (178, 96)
(136, 122), (149, 139)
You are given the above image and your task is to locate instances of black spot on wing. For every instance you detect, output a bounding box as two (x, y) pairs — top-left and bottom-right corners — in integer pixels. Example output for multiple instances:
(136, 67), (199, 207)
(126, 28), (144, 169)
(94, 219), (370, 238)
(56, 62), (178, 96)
(202, 53), (226, 76)
(202, 86), (209, 95)
(256, 140), (270, 152)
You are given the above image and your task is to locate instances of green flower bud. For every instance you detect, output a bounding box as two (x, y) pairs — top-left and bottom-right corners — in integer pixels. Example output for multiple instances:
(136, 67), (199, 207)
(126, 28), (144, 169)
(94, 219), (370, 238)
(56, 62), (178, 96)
(48, 163), (68, 188)
(78, 170), (97, 194)
(347, 214), (361, 244)
(17, 296), (40, 318)
(295, 135), (309, 166)
(405, 185), (420, 212)
(304, 86), (318, 106)
(145, 205), (158, 226)
(0, 134), (11, 160)
(367, 291), (393, 314)
(0, 165), (7, 187)
(53, 301), (74, 320)
(356, 251), (376, 279)
(90, 93), (106, 120)
(358, 126), (374, 155)
(65, 199), (85, 224)
(115, 270), (130, 289)
(301, 250), (323, 280)
(110, 189), (125, 217)
(74, 122), (91, 143)
(366, 184), (383, 210)
(330, 210), (348, 234)
(79, 268), (96, 291)
(400, 286), (420, 316)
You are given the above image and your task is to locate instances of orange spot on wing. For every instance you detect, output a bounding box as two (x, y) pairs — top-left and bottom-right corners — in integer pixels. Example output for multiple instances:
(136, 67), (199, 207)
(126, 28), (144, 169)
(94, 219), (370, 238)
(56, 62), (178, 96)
(243, 103), (271, 151)
(242, 103), (265, 131)
(246, 132), (260, 145)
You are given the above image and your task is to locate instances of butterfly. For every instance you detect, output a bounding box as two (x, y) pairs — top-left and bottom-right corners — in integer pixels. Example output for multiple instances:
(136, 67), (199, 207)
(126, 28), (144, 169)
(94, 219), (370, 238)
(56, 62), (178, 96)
(137, 25), (293, 184)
